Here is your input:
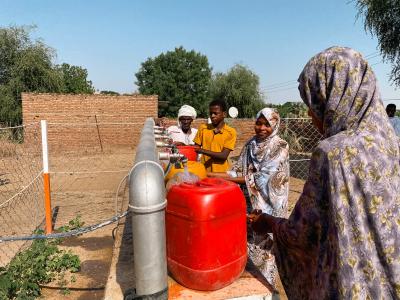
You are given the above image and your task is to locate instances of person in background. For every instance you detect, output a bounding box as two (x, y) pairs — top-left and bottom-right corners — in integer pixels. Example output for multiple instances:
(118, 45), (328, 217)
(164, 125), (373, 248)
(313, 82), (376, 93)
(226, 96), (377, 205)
(249, 46), (400, 299)
(167, 104), (198, 145)
(386, 103), (400, 136)
(208, 107), (289, 288)
(194, 99), (236, 172)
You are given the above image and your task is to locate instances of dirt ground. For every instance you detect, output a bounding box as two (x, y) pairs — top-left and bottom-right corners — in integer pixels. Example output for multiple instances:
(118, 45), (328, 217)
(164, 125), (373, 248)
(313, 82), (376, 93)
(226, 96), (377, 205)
(1, 148), (305, 299)
(40, 152), (133, 299)
(0, 150), (134, 299)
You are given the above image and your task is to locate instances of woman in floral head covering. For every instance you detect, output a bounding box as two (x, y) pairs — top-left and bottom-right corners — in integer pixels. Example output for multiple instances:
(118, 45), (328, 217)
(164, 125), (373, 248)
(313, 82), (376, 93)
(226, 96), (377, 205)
(250, 47), (400, 299)
(209, 107), (290, 287)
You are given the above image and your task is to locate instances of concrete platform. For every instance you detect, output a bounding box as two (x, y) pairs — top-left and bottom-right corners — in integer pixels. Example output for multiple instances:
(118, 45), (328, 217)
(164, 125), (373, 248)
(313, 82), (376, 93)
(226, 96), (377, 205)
(104, 215), (277, 300)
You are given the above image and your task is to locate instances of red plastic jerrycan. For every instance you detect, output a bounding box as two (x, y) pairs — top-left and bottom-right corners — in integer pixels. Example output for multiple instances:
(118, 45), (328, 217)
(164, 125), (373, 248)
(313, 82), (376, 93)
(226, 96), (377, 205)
(176, 145), (198, 161)
(166, 177), (247, 291)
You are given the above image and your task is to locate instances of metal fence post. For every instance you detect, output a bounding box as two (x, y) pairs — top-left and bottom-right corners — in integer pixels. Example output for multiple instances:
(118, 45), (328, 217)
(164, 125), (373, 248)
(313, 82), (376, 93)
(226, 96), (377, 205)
(41, 120), (52, 234)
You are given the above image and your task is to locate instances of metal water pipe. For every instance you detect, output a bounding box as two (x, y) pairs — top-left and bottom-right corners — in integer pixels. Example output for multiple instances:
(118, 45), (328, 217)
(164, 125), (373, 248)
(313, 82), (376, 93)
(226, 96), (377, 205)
(128, 118), (168, 299)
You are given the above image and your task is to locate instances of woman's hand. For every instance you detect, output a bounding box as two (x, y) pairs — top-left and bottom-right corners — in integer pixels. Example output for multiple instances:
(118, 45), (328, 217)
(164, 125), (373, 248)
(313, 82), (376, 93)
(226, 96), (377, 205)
(248, 209), (275, 234)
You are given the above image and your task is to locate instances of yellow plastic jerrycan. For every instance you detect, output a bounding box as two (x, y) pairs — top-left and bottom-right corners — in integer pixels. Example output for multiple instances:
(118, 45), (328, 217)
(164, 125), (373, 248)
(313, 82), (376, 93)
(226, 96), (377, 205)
(165, 161), (207, 182)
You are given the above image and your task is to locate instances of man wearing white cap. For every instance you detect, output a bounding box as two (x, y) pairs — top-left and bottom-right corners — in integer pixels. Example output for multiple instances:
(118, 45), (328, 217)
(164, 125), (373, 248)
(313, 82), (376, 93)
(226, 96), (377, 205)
(167, 104), (198, 145)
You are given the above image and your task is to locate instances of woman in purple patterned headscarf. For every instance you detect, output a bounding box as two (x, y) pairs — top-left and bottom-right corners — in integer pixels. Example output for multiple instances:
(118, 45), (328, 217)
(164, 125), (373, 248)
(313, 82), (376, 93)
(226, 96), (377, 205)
(250, 46), (400, 299)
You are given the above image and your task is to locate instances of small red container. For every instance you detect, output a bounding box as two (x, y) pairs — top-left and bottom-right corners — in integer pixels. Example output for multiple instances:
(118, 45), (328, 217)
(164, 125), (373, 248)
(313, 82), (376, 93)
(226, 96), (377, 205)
(176, 145), (198, 161)
(166, 178), (247, 291)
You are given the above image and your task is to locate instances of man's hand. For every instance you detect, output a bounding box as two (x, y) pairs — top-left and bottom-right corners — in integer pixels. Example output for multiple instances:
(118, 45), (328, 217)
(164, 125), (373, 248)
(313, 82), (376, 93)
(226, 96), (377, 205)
(195, 147), (203, 154)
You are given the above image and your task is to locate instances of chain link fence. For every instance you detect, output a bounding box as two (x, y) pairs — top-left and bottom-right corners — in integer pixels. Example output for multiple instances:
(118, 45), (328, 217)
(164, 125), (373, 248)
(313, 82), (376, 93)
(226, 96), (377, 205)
(0, 118), (321, 266)
(280, 118), (322, 180)
(0, 121), (135, 266)
(0, 123), (44, 266)
(45, 122), (135, 227)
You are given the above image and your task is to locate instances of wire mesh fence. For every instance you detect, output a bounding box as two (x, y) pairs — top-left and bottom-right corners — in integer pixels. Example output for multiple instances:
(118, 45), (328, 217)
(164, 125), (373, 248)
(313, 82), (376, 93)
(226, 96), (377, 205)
(0, 118), (321, 266)
(0, 123), (44, 266)
(280, 118), (322, 180)
(0, 121), (135, 266)
(44, 122), (135, 234)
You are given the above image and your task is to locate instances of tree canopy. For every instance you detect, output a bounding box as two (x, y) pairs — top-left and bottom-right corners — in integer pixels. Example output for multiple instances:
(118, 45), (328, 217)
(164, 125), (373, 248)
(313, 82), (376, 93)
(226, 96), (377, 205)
(209, 64), (265, 118)
(100, 90), (120, 95)
(57, 63), (95, 94)
(266, 102), (308, 118)
(0, 26), (63, 124)
(0, 25), (94, 125)
(356, 0), (400, 86)
(135, 46), (212, 117)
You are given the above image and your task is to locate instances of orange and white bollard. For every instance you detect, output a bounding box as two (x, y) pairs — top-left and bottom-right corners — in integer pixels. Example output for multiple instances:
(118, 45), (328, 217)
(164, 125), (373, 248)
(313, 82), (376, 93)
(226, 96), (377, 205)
(41, 120), (52, 234)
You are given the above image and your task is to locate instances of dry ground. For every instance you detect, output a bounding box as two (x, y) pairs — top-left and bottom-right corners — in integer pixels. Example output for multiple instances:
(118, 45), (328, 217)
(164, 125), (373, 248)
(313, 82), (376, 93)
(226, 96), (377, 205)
(1, 148), (305, 299)
(0, 151), (133, 299)
(40, 152), (133, 299)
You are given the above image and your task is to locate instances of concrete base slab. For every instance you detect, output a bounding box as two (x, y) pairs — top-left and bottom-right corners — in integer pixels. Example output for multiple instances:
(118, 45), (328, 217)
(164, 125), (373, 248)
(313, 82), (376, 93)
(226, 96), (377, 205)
(168, 273), (276, 300)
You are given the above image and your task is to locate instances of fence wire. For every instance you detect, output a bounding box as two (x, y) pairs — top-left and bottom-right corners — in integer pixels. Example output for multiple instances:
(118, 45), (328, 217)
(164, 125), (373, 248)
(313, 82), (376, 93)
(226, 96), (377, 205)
(0, 118), (321, 267)
(280, 118), (322, 180)
(0, 123), (44, 266)
(44, 122), (134, 236)
(0, 122), (135, 266)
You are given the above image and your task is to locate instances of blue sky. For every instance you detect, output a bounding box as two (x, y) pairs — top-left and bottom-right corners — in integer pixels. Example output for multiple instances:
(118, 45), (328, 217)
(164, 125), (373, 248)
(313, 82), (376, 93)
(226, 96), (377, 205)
(1, 0), (399, 104)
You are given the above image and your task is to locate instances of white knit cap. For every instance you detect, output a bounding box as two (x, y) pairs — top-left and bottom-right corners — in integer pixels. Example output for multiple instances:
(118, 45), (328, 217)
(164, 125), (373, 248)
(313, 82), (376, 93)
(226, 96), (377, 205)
(178, 104), (197, 119)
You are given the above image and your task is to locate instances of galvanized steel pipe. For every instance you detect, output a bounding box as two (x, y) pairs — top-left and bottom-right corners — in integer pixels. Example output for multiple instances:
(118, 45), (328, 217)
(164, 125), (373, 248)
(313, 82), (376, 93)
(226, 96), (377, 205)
(129, 118), (168, 299)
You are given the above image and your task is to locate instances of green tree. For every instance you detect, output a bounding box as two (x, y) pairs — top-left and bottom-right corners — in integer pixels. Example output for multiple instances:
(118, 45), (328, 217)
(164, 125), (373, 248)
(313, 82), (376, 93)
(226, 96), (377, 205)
(100, 90), (120, 95)
(356, 0), (400, 85)
(269, 102), (308, 118)
(57, 63), (95, 94)
(0, 26), (64, 124)
(209, 64), (265, 118)
(135, 46), (212, 117)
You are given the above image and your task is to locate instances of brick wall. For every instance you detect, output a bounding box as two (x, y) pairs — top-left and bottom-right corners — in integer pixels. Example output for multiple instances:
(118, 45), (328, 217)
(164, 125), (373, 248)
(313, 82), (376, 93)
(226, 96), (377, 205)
(22, 93), (158, 152)
(21, 93), (318, 162)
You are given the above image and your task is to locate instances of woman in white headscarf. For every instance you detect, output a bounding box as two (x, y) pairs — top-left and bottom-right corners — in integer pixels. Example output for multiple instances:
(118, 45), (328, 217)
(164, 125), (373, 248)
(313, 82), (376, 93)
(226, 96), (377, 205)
(209, 107), (289, 287)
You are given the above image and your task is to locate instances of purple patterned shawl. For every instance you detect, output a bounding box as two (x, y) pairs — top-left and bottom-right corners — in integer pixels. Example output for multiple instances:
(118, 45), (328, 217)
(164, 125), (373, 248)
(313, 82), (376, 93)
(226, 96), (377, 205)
(274, 47), (400, 299)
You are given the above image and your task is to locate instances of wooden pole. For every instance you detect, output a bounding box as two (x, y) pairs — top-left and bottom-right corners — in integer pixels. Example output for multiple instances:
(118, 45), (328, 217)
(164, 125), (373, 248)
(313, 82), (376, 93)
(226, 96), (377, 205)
(94, 114), (103, 153)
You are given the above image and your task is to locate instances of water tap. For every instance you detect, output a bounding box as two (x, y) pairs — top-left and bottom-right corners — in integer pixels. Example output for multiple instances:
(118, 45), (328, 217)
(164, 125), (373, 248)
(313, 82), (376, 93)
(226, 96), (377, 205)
(156, 141), (174, 148)
(158, 152), (188, 165)
(154, 134), (171, 140)
(175, 156), (188, 169)
(154, 129), (165, 134)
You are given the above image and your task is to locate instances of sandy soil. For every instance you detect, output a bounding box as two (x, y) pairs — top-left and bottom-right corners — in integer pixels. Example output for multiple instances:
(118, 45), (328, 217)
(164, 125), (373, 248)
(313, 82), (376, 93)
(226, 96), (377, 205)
(0, 150), (133, 299)
(1, 147), (305, 299)
(40, 152), (133, 299)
